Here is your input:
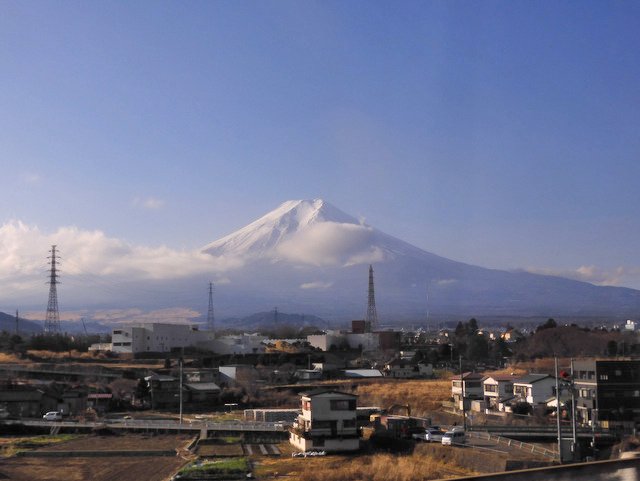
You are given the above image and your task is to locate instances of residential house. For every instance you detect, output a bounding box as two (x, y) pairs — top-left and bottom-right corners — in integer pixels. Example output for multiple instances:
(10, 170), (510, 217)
(483, 375), (518, 411)
(512, 374), (556, 407)
(289, 389), (360, 452)
(451, 372), (485, 410)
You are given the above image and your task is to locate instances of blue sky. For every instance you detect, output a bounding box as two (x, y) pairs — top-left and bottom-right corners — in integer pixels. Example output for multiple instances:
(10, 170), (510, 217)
(1, 0), (640, 299)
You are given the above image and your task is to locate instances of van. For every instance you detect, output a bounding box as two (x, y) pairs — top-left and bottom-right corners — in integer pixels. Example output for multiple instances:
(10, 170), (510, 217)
(441, 430), (466, 446)
(43, 411), (63, 421)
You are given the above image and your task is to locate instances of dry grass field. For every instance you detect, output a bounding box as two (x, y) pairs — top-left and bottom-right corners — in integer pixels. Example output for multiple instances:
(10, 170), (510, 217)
(37, 433), (193, 451)
(355, 379), (452, 417)
(254, 442), (476, 481)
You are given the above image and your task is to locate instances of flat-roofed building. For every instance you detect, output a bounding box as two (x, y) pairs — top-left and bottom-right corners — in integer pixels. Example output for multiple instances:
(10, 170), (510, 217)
(289, 389), (360, 452)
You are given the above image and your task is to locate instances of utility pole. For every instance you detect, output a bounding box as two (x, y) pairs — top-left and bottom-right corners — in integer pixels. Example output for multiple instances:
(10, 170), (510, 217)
(555, 357), (563, 463)
(460, 355), (467, 431)
(179, 356), (183, 426)
(570, 359), (577, 460)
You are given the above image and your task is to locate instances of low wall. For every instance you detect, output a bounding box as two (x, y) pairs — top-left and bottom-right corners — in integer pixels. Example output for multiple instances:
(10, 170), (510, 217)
(439, 457), (639, 481)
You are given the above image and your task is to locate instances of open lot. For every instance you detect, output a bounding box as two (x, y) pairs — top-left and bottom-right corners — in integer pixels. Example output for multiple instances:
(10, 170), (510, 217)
(38, 433), (193, 452)
(0, 456), (187, 481)
(0, 434), (192, 481)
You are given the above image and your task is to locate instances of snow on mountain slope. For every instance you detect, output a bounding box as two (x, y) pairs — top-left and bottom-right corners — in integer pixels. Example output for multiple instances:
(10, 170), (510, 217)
(203, 199), (458, 268)
(198, 199), (640, 319)
(203, 199), (360, 258)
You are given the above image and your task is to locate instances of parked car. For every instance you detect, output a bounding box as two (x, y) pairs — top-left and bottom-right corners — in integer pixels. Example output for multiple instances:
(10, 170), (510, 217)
(43, 411), (63, 421)
(441, 430), (466, 446)
(412, 427), (445, 442)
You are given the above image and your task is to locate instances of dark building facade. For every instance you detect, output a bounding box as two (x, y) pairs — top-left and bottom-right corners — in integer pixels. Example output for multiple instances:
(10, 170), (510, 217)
(573, 359), (640, 430)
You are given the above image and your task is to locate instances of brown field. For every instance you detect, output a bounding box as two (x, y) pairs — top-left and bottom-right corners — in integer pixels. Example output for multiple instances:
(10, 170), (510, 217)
(0, 456), (187, 481)
(197, 443), (245, 457)
(0, 434), (192, 481)
(38, 433), (194, 451)
(355, 379), (452, 417)
(254, 442), (476, 481)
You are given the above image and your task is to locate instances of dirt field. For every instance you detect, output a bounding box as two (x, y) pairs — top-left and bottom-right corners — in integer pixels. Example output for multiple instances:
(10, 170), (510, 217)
(0, 456), (187, 481)
(39, 433), (194, 451)
(0, 434), (192, 481)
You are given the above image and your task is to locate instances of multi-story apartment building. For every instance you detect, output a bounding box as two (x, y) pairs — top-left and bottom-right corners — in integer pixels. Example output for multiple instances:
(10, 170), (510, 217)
(573, 359), (640, 430)
(289, 389), (360, 452)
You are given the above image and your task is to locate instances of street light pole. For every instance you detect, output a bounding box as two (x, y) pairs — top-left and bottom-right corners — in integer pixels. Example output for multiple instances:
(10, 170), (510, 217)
(460, 355), (467, 431)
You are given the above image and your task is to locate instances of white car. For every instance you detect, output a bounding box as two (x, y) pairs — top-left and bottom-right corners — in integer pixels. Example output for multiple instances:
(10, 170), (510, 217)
(412, 427), (445, 442)
(43, 411), (63, 421)
(441, 430), (466, 446)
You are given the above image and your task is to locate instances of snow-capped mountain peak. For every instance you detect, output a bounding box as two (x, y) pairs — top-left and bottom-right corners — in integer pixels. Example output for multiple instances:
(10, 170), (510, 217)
(202, 199), (362, 258)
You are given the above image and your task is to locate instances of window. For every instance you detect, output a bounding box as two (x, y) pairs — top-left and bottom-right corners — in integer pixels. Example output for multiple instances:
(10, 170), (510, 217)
(599, 374), (608, 381)
(343, 419), (356, 428)
(312, 420), (332, 429)
(113, 330), (122, 335)
(330, 399), (355, 411)
(485, 384), (498, 393)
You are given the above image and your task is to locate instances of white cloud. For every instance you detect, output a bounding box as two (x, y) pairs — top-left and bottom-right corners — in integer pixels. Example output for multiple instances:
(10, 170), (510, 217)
(133, 196), (165, 210)
(22, 172), (42, 184)
(275, 221), (385, 267)
(300, 281), (333, 290)
(522, 265), (640, 287)
(0, 221), (245, 294)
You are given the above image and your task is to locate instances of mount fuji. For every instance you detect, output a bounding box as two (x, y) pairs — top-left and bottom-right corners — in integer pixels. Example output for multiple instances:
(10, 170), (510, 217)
(200, 199), (640, 321)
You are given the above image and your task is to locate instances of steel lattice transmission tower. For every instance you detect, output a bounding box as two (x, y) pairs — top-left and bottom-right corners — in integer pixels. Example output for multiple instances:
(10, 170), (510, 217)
(207, 282), (215, 332)
(44, 245), (61, 334)
(365, 264), (378, 332)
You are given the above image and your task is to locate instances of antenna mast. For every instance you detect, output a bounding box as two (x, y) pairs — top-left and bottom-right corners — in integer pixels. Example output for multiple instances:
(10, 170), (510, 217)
(207, 282), (215, 332)
(44, 245), (61, 334)
(365, 264), (378, 332)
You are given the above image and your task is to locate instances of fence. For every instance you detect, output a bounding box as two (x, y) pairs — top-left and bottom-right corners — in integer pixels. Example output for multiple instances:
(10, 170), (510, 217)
(467, 431), (558, 459)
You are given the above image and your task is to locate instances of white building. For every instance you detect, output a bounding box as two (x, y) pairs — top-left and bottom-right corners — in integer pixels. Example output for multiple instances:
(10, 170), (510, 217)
(209, 333), (267, 355)
(513, 374), (556, 406)
(111, 323), (213, 354)
(483, 375), (517, 410)
(307, 331), (380, 352)
(451, 372), (485, 410)
(100, 323), (266, 355)
(289, 389), (360, 453)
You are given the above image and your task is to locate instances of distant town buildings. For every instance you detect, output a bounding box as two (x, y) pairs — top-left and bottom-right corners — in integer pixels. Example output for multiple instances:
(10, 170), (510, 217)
(95, 323), (267, 355)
